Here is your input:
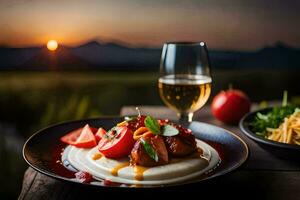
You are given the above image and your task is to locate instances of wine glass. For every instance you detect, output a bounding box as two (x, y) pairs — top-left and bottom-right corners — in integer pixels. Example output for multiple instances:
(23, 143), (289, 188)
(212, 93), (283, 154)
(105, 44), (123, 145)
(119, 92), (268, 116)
(158, 42), (212, 125)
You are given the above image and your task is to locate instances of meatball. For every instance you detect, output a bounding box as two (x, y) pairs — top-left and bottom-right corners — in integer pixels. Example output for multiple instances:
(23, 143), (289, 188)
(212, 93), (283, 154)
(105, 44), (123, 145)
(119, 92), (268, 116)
(130, 135), (168, 167)
(164, 133), (197, 157)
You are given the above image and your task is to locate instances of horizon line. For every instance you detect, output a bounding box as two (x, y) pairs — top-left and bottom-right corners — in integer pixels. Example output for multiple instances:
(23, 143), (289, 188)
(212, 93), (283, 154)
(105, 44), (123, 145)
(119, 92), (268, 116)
(0, 40), (297, 52)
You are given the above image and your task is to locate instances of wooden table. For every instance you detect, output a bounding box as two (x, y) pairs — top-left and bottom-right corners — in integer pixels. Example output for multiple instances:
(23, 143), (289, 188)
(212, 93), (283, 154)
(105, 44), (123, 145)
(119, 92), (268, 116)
(19, 106), (300, 200)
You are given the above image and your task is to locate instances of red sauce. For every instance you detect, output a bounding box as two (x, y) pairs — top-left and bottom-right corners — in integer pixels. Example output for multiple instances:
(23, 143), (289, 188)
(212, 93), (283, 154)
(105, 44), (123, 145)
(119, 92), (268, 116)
(103, 179), (122, 187)
(51, 143), (75, 178)
(204, 140), (225, 160)
(74, 171), (93, 183)
(51, 143), (95, 183)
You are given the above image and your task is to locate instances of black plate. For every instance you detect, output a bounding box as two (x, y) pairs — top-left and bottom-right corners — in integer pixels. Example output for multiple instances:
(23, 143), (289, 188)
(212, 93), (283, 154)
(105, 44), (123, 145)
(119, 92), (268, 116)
(23, 117), (248, 188)
(240, 108), (300, 160)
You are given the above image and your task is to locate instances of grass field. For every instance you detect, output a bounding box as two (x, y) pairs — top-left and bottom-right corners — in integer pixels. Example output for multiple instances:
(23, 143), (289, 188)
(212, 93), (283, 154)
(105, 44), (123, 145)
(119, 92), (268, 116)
(0, 71), (161, 132)
(1, 69), (299, 136)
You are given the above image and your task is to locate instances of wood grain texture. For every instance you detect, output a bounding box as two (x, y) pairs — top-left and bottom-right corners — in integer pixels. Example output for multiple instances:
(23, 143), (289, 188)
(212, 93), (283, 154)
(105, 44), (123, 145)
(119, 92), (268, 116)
(19, 168), (300, 200)
(19, 105), (300, 200)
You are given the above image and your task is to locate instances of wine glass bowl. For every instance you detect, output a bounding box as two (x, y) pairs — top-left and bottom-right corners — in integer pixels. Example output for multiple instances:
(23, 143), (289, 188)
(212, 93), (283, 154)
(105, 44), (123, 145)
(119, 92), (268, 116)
(158, 42), (212, 123)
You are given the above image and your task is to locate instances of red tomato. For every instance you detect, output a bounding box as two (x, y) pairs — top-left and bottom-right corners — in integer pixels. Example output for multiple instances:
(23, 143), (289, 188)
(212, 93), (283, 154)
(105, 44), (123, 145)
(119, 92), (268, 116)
(60, 127), (82, 145)
(98, 126), (135, 159)
(73, 124), (97, 148)
(211, 89), (251, 124)
(60, 124), (98, 148)
(95, 128), (106, 142)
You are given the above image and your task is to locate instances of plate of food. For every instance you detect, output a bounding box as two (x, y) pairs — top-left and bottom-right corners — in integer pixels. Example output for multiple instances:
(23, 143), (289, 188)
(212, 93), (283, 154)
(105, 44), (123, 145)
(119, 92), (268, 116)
(240, 102), (300, 160)
(23, 114), (248, 188)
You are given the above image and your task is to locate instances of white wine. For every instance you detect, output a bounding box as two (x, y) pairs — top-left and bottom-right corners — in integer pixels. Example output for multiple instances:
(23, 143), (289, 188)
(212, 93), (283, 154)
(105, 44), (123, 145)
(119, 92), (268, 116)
(158, 75), (211, 113)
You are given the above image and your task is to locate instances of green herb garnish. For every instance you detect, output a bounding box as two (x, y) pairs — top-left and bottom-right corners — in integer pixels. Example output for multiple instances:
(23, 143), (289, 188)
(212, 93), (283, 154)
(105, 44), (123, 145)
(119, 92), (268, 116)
(144, 115), (180, 137)
(144, 116), (161, 135)
(140, 137), (159, 162)
(162, 124), (179, 136)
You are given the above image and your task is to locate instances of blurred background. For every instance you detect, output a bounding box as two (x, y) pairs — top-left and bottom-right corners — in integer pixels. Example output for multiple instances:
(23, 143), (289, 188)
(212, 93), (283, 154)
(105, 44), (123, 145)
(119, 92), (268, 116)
(0, 0), (299, 199)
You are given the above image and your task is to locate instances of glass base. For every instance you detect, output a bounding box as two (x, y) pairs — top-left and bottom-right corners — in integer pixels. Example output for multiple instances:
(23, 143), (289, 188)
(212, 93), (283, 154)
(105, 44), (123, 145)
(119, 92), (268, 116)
(177, 112), (193, 126)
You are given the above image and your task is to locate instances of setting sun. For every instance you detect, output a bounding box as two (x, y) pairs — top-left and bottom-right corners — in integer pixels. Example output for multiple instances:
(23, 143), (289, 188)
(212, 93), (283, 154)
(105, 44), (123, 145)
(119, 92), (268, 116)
(47, 40), (58, 51)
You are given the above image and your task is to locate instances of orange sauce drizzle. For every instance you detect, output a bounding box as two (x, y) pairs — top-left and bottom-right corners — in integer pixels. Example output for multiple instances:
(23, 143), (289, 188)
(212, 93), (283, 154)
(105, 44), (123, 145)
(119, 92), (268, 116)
(111, 162), (130, 176)
(133, 165), (149, 181)
(92, 153), (102, 160)
(196, 147), (204, 157)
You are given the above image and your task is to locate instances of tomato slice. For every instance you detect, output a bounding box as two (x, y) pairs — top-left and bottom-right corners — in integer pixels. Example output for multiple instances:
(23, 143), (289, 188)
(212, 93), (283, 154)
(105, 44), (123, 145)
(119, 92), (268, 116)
(60, 124), (98, 148)
(73, 124), (97, 148)
(95, 128), (107, 142)
(60, 128), (82, 145)
(98, 126), (135, 159)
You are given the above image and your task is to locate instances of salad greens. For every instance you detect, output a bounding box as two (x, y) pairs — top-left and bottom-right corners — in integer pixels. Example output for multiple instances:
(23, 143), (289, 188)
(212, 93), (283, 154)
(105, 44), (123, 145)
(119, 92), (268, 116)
(251, 105), (296, 136)
(251, 91), (298, 137)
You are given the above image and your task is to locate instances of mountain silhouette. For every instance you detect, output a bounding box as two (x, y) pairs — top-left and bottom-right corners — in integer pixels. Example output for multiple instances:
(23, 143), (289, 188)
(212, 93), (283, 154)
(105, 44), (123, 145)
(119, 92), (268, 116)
(0, 41), (299, 70)
(71, 41), (161, 69)
(0, 47), (40, 69)
(20, 46), (90, 70)
(236, 42), (300, 68)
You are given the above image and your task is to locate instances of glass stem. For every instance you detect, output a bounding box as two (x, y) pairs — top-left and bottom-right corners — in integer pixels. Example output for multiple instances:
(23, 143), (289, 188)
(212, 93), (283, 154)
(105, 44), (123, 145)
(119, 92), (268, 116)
(178, 112), (193, 126)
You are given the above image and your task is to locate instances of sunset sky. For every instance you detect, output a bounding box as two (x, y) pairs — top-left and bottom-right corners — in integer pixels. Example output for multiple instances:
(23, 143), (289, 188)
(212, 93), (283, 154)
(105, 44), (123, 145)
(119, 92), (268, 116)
(0, 0), (299, 50)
